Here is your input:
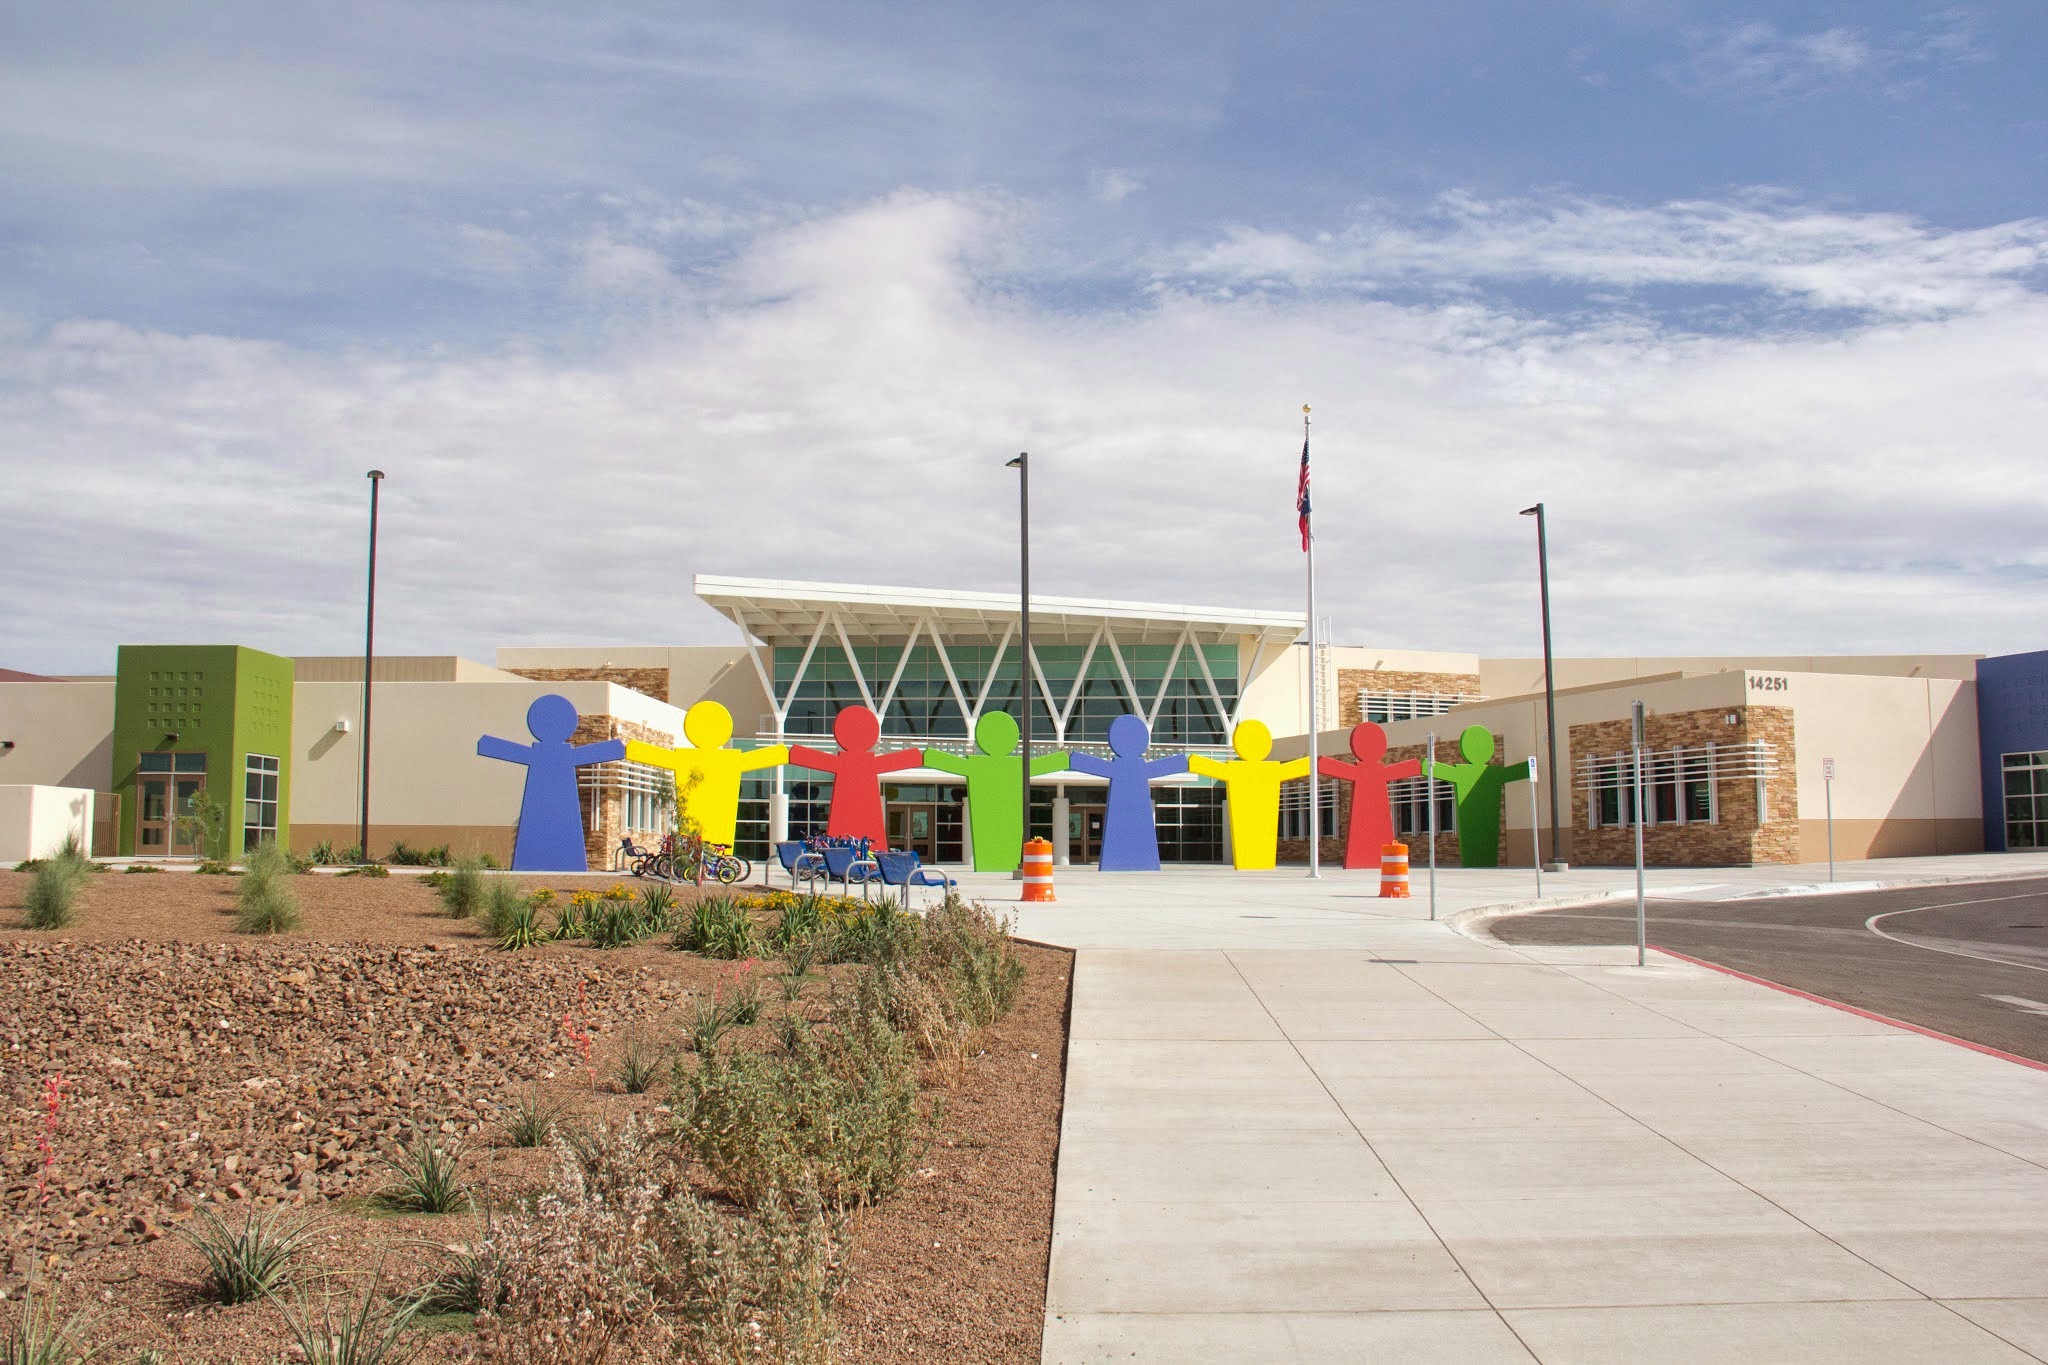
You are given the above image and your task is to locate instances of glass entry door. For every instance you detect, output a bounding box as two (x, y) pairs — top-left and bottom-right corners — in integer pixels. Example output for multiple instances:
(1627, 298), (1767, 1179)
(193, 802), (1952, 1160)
(1070, 804), (1106, 864)
(887, 804), (939, 861)
(137, 753), (208, 856)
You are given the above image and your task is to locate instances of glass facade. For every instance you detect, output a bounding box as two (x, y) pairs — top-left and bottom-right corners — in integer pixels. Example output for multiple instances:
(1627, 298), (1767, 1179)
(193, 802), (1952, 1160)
(243, 754), (280, 850)
(773, 640), (1239, 746)
(2003, 752), (2048, 850)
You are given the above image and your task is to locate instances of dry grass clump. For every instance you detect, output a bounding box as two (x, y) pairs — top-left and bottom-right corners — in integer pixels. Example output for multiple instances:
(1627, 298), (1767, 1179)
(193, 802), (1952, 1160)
(24, 835), (92, 930)
(234, 838), (301, 934)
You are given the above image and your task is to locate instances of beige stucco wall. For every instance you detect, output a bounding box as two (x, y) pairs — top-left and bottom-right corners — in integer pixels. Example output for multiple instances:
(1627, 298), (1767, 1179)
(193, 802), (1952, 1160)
(1481, 654), (1980, 697)
(0, 681), (116, 791)
(0, 786), (96, 863)
(290, 679), (692, 834)
(494, 645), (766, 724)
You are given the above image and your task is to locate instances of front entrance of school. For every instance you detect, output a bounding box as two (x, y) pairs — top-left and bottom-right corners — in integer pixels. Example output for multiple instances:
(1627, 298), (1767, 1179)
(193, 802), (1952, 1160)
(1067, 802), (1106, 864)
(883, 784), (965, 865)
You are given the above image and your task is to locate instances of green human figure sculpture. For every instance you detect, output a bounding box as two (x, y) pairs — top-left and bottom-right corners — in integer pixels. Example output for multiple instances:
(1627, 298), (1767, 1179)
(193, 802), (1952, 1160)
(1424, 723), (1530, 869)
(921, 711), (1070, 872)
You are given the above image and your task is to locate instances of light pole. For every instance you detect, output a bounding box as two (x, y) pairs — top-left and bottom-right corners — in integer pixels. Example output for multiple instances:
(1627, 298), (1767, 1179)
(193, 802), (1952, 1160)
(359, 469), (384, 863)
(1520, 503), (1565, 871)
(1006, 452), (1030, 879)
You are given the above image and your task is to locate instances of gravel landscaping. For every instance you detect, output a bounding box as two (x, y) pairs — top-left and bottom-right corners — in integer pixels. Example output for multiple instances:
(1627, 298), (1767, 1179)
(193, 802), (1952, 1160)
(0, 867), (1069, 1362)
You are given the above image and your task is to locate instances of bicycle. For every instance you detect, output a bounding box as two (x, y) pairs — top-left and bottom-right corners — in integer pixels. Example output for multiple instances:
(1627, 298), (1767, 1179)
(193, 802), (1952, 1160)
(677, 837), (752, 886)
(620, 833), (680, 881)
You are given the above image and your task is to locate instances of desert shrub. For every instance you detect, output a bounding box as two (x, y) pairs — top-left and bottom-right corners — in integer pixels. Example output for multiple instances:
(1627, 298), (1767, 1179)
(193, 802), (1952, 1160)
(820, 899), (917, 967)
(674, 894), (758, 960)
(410, 1213), (507, 1317)
(386, 842), (453, 867)
(182, 1204), (321, 1304)
(476, 851), (501, 870)
(377, 1133), (471, 1214)
(473, 1115), (849, 1364)
(284, 848), (315, 873)
(765, 893), (825, 952)
(341, 863), (390, 879)
(919, 895), (1026, 1029)
(2, 1264), (107, 1363)
(687, 989), (744, 1056)
(123, 863), (165, 874)
(481, 877), (524, 937)
(437, 857), (486, 917)
(195, 858), (236, 875)
(851, 962), (976, 1078)
(678, 1007), (931, 1207)
(235, 838), (302, 934)
(274, 1262), (424, 1365)
(24, 840), (90, 929)
(497, 1085), (565, 1149)
(309, 839), (341, 866)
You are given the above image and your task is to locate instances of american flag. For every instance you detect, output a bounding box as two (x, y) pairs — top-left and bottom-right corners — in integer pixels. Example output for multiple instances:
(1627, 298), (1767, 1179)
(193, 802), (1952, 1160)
(1295, 430), (1312, 551)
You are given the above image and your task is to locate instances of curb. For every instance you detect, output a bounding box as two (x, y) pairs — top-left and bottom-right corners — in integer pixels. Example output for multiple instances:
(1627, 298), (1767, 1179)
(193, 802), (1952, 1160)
(1449, 867), (2048, 947)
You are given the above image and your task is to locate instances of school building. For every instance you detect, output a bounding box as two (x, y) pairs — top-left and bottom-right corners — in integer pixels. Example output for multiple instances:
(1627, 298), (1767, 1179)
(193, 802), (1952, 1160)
(0, 573), (2032, 871)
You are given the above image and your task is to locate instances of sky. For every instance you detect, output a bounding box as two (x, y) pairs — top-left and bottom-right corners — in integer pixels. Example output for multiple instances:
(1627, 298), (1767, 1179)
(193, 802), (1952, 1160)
(3, 0), (2045, 673)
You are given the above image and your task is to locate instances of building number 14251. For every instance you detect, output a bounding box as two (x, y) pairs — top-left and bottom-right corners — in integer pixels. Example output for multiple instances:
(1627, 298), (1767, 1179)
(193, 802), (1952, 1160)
(1749, 675), (1789, 692)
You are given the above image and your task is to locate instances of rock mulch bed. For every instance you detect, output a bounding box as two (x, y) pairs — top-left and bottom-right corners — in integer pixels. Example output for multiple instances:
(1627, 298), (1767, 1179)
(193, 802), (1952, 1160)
(0, 870), (1070, 1362)
(2, 939), (682, 1279)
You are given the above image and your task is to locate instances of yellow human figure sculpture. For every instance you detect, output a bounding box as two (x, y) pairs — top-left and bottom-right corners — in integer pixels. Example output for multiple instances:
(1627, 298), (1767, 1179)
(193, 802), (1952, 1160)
(1187, 719), (1312, 870)
(623, 701), (788, 849)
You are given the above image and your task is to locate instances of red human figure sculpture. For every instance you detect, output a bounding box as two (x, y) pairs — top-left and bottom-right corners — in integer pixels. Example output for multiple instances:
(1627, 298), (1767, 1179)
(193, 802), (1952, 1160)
(789, 706), (923, 846)
(1317, 722), (1424, 870)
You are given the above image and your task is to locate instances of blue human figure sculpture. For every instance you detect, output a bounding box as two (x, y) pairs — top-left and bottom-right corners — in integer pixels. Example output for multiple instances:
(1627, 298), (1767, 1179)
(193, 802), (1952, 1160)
(1066, 714), (1189, 872)
(477, 694), (625, 872)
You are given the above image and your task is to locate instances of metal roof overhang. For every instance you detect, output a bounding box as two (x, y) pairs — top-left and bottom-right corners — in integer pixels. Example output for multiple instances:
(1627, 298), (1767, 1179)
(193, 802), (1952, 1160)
(695, 575), (1306, 648)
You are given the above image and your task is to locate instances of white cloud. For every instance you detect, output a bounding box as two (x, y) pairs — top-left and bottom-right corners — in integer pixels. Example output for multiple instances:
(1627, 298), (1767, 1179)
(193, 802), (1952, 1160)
(3, 189), (2047, 675)
(1164, 191), (2048, 319)
(1670, 12), (1987, 100)
(1090, 168), (1145, 204)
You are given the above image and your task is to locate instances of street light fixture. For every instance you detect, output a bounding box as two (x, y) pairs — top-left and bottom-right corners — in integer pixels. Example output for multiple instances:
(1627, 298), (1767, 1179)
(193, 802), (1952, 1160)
(1519, 503), (1565, 870)
(1006, 453), (1030, 879)
(359, 469), (385, 863)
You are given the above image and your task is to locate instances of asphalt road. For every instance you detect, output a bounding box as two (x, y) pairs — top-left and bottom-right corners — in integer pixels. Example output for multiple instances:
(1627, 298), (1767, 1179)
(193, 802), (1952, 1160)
(1487, 876), (2048, 1065)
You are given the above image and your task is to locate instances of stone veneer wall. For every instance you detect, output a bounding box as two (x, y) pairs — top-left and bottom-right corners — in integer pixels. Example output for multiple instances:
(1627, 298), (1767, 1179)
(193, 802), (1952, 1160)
(1336, 669), (1486, 727)
(571, 715), (677, 870)
(1567, 705), (1797, 867)
(508, 666), (671, 706)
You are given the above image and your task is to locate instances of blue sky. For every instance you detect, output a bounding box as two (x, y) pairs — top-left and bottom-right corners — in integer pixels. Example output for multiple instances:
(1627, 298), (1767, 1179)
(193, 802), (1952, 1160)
(2, 1), (2045, 671)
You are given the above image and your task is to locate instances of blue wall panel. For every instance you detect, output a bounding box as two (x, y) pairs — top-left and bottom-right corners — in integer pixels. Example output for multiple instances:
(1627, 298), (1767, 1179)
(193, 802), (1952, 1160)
(1975, 650), (2048, 851)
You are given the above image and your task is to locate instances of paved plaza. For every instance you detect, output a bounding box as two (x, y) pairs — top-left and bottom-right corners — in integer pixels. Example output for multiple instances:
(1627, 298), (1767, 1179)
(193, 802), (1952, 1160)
(969, 854), (2048, 1364)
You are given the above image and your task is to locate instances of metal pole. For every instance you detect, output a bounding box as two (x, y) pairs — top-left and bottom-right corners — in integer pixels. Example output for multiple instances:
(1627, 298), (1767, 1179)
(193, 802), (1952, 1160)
(1528, 757), (1542, 899)
(1008, 452), (1030, 880)
(1425, 730), (1438, 921)
(1521, 503), (1563, 869)
(1304, 407), (1321, 879)
(359, 469), (384, 863)
(1825, 772), (1835, 882)
(1631, 699), (1646, 967)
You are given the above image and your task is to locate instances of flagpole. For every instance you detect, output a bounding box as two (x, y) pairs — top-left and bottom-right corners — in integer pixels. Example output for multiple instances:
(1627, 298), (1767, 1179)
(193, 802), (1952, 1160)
(1303, 405), (1321, 880)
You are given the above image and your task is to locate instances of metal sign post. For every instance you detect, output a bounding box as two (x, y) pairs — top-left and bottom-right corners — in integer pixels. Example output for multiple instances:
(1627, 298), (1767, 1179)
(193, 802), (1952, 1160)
(1631, 700), (1646, 968)
(1425, 730), (1438, 922)
(1527, 756), (1542, 899)
(1822, 756), (1836, 882)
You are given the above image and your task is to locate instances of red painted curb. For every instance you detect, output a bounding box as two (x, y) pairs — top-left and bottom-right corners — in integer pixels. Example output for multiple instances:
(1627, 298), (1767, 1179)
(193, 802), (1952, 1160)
(1650, 945), (2048, 1074)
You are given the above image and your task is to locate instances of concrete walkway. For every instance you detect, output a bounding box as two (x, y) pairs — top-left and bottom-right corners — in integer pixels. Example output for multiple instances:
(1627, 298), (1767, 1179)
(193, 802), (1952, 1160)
(990, 856), (2048, 1364)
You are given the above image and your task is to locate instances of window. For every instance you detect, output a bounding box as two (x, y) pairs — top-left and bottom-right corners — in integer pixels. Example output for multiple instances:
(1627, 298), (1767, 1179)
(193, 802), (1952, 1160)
(243, 754), (280, 850)
(1586, 745), (1731, 829)
(1359, 690), (1484, 724)
(2003, 752), (2048, 850)
(1278, 781), (1338, 840)
(1388, 776), (1457, 838)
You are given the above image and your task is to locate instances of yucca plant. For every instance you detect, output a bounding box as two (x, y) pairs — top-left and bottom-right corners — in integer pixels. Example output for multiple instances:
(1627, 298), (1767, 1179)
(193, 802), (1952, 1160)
(375, 1133), (470, 1214)
(675, 894), (759, 959)
(612, 1032), (665, 1094)
(408, 1217), (504, 1316)
(496, 1084), (564, 1149)
(494, 899), (543, 951)
(182, 1203), (322, 1304)
(1, 1264), (107, 1363)
(637, 883), (677, 932)
(586, 899), (647, 950)
(481, 877), (527, 940)
(272, 1261), (424, 1365)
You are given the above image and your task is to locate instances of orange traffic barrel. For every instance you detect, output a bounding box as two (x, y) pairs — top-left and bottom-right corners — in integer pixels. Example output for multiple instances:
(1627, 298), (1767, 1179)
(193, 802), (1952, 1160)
(1022, 837), (1056, 902)
(1379, 842), (1411, 898)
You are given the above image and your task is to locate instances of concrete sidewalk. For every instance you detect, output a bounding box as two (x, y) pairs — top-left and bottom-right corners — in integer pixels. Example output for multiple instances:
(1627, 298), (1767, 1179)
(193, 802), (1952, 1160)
(1016, 857), (2048, 1363)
